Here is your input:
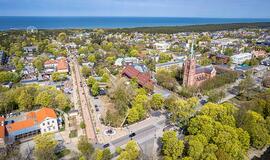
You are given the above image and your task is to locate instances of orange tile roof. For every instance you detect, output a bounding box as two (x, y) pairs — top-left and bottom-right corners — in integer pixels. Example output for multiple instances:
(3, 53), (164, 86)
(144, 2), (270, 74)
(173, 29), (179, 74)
(0, 117), (5, 138)
(36, 107), (57, 123)
(56, 59), (68, 71)
(26, 111), (36, 120)
(6, 119), (35, 133)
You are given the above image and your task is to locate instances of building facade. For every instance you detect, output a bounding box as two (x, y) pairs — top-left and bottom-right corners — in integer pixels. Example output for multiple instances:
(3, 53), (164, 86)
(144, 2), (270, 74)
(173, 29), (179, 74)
(231, 53), (252, 64)
(4, 107), (59, 144)
(183, 41), (216, 87)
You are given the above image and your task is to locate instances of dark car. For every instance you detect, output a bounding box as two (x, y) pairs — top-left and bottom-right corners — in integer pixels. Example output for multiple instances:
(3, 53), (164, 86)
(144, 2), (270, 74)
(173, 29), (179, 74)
(94, 105), (98, 108)
(94, 96), (99, 99)
(129, 132), (136, 138)
(103, 143), (110, 148)
(95, 108), (99, 112)
(200, 99), (207, 105)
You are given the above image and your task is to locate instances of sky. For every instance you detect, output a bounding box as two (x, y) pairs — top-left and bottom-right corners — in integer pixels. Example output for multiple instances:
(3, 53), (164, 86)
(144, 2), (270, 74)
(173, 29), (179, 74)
(0, 0), (270, 18)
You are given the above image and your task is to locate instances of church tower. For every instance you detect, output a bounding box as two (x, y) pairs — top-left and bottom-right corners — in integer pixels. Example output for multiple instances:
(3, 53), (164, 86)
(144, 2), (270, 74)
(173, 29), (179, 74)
(183, 40), (196, 87)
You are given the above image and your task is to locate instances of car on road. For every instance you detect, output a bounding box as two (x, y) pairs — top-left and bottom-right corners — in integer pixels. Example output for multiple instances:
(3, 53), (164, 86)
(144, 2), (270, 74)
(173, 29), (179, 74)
(129, 132), (136, 138)
(103, 143), (110, 148)
(94, 96), (99, 99)
(94, 105), (98, 108)
(200, 99), (208, 105)
(95, 108), (99, 112)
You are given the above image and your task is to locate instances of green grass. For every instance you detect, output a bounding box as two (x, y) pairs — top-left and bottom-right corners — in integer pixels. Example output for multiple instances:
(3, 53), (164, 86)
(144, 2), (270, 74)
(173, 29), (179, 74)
(56, 149), (71, 159)
(69, 130), (78, 138)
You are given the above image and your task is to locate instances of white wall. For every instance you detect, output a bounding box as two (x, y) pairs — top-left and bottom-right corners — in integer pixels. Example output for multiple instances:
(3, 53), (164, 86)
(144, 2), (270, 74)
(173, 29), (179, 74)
(40, 118), (59, 134)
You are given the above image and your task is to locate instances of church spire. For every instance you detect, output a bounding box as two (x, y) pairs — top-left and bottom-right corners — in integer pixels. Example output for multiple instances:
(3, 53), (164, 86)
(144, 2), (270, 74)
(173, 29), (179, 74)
(190, 36), (195, 59)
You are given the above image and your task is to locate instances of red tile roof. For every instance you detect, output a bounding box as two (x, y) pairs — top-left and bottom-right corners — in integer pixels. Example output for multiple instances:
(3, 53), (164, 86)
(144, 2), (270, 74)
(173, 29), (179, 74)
(0, 117), (5, 138)
(6, 119), (35, 133)
(56, 59), (68, 71)
(122, 65), (154, 90)
(36, 107), (57, 123)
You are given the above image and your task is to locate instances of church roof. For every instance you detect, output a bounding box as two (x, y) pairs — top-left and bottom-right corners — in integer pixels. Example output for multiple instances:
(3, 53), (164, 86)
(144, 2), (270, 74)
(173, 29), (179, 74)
(195, 65), (215, 74)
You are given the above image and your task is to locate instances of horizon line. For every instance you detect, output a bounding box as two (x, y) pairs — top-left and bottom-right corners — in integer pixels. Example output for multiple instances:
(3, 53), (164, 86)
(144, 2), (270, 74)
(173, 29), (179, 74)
(1, 16), (270, 19)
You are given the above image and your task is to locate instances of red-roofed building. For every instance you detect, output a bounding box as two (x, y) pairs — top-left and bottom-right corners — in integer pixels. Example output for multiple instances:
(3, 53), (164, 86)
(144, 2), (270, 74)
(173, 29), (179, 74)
(122, 65), (154, 91)
(44, 58), (69, 73)
(4, 107), (59, 143)
(0, 117), (5, 147)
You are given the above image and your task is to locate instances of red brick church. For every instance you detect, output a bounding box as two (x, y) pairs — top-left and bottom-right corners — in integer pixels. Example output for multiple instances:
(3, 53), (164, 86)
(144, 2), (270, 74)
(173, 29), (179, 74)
(183, 41), (216, 87)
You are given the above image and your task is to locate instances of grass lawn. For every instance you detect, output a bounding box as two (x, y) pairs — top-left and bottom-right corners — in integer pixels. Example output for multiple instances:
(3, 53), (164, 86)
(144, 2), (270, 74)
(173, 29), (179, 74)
(56, 149), (71, 159)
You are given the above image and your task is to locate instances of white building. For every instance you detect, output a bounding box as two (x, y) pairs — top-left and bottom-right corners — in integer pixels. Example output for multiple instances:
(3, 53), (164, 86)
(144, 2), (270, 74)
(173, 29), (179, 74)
(231, 53), (252, 64)
(40, 117), (59, 134)
(114, 57), (139, 66)
(154, 42), (170, 52)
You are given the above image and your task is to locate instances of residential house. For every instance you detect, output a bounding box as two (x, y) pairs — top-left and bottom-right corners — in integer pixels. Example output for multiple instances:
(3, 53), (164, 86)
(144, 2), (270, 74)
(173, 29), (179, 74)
(114, 57), (139, 66)
(154, 42), (170, 52)
(44, 58), (69, 74)
(231, 53), (252, 64)
(23, 46), (38, 54)
(252, 50), (267, 58)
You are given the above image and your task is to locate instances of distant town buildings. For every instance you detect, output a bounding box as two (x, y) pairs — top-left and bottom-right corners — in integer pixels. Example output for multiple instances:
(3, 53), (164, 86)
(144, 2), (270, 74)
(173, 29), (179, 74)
(23, 46), (38, 54)
(155, 59), (184, 72)
(252, 50), (267, 58)
(114, 57), (139, 66)
(231, 53), (252, 64)
(153, 42), (170, 52)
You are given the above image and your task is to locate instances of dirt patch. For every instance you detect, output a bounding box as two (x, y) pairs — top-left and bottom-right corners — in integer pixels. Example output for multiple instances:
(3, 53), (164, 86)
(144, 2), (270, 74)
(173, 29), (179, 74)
(100, 95), (116, 118)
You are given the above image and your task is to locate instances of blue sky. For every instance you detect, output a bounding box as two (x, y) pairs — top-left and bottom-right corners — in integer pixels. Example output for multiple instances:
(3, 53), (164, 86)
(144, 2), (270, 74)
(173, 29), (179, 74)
(0, 0), (269, 18)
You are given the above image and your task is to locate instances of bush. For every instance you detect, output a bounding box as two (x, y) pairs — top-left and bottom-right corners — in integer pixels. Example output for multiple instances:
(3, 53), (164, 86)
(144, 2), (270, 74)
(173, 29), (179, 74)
(200, 71), (238, 91)
(80, 122), (86, 129)
(69, 130), (77, 138)
(51, 72), (67, 82)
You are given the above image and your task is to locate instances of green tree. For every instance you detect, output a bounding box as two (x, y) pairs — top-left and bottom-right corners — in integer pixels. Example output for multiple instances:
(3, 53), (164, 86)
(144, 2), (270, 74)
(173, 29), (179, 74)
(33, 58), (44, 72)
(150, 94), (164, 110)
(58, 32), (67, 42)
(117, 140), (140, 160)
(91, 82), (100, 96)
(51, 72), (67, 82)
(127, 107), (140, 124)
(81, 66), (92, 78)
(55, 93), (70, 110)
(34, 133), (57, 160)
(102, 148), (112, 160)
(88, 54), (96, 63)
(241, 110), (270, 149)
(35, 90), (54, 107)
(17, 89), (33, 110)
(101, 73), (109, 82)
(129, 49), (139, 57)
(162, 131), (184, 160)
(87, 76), (97, 87)
(77, 136), (94, 158)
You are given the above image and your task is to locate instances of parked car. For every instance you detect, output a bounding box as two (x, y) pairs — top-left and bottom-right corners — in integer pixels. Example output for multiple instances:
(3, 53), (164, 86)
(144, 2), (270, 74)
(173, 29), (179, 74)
(95, 108), (99, 112)
(103, 143), (110, 148)
(129, 132), (136, 138)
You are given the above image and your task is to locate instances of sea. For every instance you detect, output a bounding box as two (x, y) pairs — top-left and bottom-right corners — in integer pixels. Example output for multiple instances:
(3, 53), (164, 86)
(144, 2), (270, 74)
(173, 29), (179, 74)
(0, 16), (270, 30)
